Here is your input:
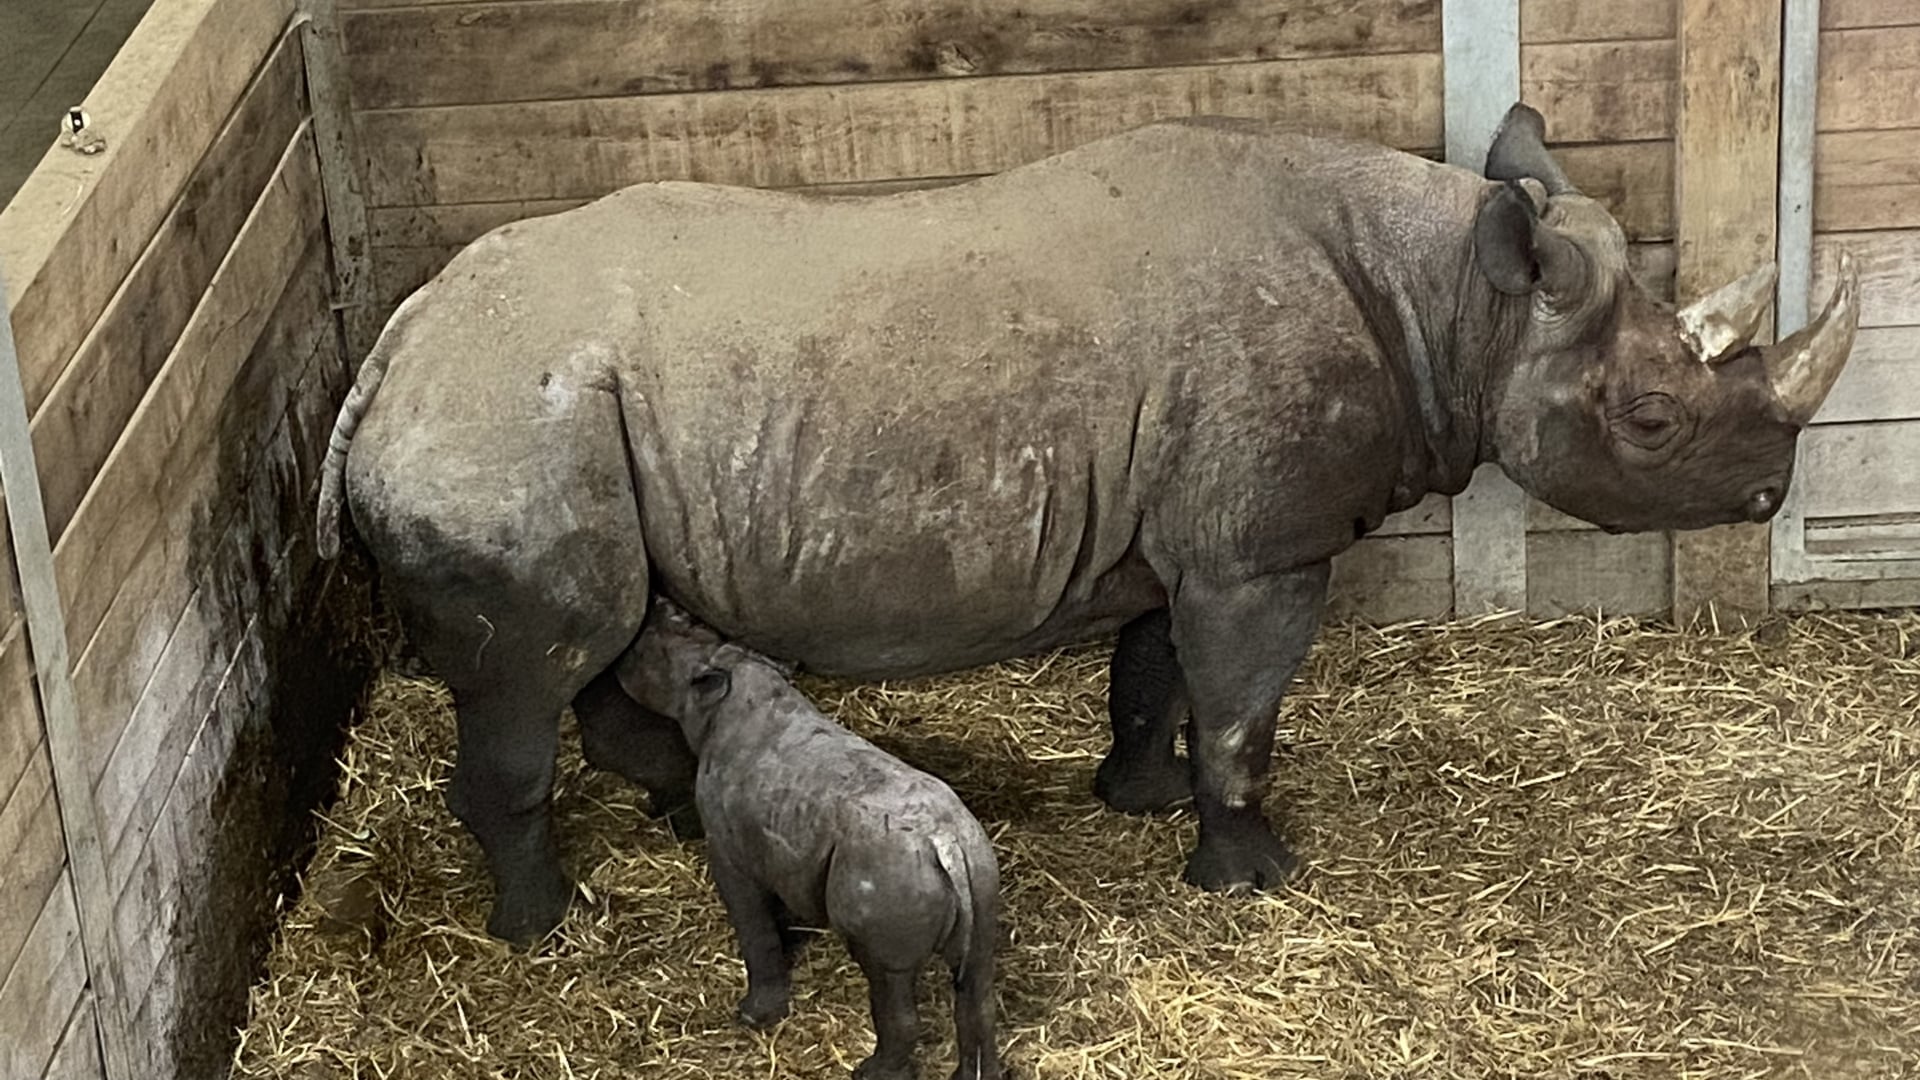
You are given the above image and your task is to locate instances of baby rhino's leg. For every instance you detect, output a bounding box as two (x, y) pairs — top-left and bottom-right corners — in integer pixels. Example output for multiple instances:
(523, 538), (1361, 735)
(948, 907), (1001, 1080)
(709, 851), (793, 1028)
(831, 847), (950, 1080)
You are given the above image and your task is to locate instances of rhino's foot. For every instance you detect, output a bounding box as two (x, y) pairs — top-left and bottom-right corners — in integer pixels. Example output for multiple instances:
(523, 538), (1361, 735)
(1091, 752), (1193, 816)
(853, 1056), (917, 1080)
(950, 1057), (1004, 1080)
(737, 982), (792, 1030)
(1181, 820), (1300, 894)
(486, 869), (575, 947)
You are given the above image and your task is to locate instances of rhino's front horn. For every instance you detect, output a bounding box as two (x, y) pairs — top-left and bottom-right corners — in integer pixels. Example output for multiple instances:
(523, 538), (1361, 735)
(1762, 249), (1860, 425)
(1679, 262), (1778, 365)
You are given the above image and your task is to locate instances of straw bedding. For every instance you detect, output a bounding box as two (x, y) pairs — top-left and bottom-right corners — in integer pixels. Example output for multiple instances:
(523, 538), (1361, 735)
(233, 612), (1920, 1079)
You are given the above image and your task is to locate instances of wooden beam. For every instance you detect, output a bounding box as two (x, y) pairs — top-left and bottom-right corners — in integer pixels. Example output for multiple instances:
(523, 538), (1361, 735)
(299, 0), (381, 363)
(1444, 0), (1529, 618)
(1521, 0), (1675, 43)
(1671, 0), (1783, 628)
(0, 265), (134, 1079)
(1772, 0), (1824, 587)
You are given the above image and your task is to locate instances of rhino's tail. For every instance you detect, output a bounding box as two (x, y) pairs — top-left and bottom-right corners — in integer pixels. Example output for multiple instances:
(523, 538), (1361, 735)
(933, 826), (998, 972)
(314, 303), (413, 560)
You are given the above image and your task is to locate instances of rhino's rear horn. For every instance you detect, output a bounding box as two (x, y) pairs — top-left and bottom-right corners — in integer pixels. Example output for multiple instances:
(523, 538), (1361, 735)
(1678, 262), (1778, 365)
(1763, 249), (1861, 425)
(1485, 103), (1579, 197)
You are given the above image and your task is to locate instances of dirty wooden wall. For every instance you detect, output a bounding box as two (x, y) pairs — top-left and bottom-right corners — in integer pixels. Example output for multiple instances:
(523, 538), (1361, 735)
(1772, 2), (1920, 609)
(0, 0), (375, 1076)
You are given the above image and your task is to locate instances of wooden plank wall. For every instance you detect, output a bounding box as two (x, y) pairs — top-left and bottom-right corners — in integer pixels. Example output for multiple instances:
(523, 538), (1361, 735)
(337, 0), (1697, 623)
(1772, 1), (1920, 609)
(0, 0), (374, 1075)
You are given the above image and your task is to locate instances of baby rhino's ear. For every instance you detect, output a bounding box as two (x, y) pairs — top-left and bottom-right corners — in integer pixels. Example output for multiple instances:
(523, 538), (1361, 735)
(690, 668), (733, 706)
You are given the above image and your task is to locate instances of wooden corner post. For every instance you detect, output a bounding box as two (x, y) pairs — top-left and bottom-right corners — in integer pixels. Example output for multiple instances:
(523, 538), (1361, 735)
(0, 272), (135, 1079)
(1671, 0), (1785, 628)
(296, 0), (380, 366)
(1444, 0), (1529, 618)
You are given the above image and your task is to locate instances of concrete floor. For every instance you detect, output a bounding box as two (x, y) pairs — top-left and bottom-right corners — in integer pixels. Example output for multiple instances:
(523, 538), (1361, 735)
(0, 0), (157, 208)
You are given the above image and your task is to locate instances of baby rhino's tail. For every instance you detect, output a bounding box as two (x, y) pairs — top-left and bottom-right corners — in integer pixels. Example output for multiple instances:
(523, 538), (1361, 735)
(931, 828), (1002, 1079)
(929, 831), (998, 975)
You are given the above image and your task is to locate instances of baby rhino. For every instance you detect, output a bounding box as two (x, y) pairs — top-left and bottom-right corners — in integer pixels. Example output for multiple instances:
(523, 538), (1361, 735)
(621, 600), (1004, 1080)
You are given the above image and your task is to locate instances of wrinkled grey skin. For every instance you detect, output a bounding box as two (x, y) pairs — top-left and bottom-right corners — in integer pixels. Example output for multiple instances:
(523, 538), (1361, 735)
(621, 600), (1002, 1080)
(314, 103), (1858, 945)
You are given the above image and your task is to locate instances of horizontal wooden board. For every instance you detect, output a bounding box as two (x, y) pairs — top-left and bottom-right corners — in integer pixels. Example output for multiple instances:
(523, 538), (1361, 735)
(1825, 0), (1920, 28)
(1806, 512), (1920, 557)
(1774, 575), (1920, 609)
(53, 126), (323, 664)
(1527, 529), (1670, 615)
(0, 882), (83, 1080)
(30, 32), (310, 541)
(1815, 129), (1920, 233)
(0, 748), (63, 990)
(362, 51), (1444, 206)
(1818, 26), (1920, 132)
(1812, 229), (1920, 327)
(1797, 420), (1920, 521)
(0, 0), (297, 416)
(343, 0), (1442, 110)
(1813, 326), (1920, 423)
(1556, 140), (1673, 240)
(1327, 534), (1453, 622)
(1521, 39), (1675, 144)
(1521, 0), (1673, 44)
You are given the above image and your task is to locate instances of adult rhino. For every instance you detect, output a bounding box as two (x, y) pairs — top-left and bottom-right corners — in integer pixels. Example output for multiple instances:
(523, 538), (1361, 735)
(316, 103), (1858, 945)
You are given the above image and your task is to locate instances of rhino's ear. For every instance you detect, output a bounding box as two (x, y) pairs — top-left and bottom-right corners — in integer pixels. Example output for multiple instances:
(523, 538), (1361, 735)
(1475, 182), (1544, 295)
(1474, 181), (1592, 301)
(690, 667), (732, 706)
(1485, 103), (1579, 196)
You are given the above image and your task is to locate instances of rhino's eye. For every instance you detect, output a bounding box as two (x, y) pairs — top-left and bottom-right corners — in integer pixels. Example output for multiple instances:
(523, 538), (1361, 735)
(1613, 393), (1682, 451)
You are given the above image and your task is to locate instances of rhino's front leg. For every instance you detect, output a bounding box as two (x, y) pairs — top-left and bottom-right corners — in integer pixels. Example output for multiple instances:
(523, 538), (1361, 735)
(1170, 560), (1329, 892)
(573, 668), (703, 839)
(1092, 608), (1194, 815)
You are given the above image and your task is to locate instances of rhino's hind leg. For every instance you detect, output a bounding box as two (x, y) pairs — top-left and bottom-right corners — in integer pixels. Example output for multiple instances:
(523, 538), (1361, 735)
(443, 673), (576, 945)
(574, 669), (702, 839)
(851, 955), (922, 1080)
(1170, 561), (1329, 893)
(1092, 607), (1194, 815)
(948, 921), (1002, 1080)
